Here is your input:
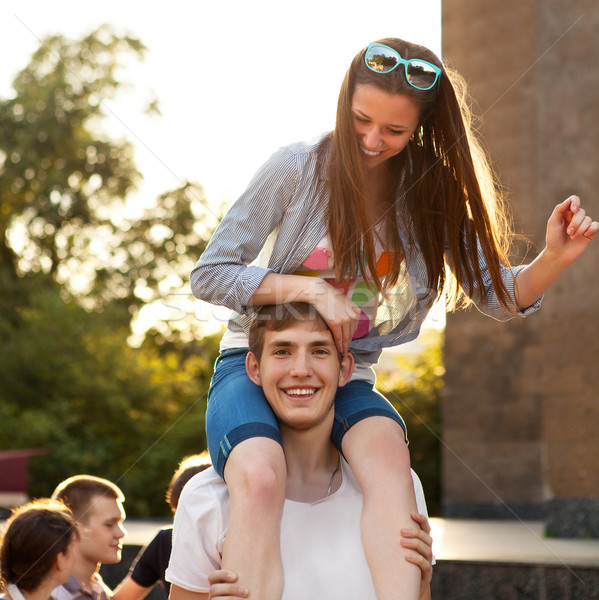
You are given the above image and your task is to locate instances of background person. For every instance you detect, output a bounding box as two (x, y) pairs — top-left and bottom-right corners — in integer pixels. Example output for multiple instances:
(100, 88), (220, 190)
(112, 453), (211, 600)
(0, 499), (78, 600)
(50, 476), (126, 600)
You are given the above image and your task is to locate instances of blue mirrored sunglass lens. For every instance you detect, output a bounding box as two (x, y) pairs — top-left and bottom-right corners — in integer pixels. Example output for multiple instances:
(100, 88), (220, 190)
(365, 46), (399, 72)
(406, 60), (438, 88)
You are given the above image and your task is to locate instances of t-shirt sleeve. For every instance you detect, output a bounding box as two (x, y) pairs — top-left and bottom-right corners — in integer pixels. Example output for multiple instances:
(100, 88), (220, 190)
(130, 529), (171, 588)
(410, 468), (436, 565)
(410, 469), (429, 518)
(165, 475), (225, 593)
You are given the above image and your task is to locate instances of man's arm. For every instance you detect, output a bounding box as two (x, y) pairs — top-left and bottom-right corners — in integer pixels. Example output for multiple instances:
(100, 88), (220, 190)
(112, 577), (151, 600)
(169, 584), (208, 600)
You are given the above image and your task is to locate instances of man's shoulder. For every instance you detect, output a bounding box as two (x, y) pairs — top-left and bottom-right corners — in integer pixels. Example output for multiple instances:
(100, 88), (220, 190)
(341, 461), (428, 516)
(182, 466), (226, 497)
(176, 466), (229, 520)
(51, 577), (77, 600)
(51, 573), (110, 600)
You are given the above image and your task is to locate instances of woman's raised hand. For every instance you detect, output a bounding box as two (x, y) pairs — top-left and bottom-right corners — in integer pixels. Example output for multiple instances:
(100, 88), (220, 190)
(311, 279), (362, 355)
(545, 195), (598, 265)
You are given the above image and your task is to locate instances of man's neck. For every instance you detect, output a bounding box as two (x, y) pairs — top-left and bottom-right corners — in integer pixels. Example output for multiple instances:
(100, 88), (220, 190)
(70, 557), (100, 591)
(281, 421), (341, 502)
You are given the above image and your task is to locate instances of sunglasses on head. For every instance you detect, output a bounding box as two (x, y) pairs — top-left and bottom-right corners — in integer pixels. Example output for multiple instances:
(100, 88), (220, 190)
(364, 43), (441, 91)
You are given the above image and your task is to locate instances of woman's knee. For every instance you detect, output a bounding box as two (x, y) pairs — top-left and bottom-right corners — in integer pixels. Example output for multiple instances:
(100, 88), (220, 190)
(224, 439), (286, 504)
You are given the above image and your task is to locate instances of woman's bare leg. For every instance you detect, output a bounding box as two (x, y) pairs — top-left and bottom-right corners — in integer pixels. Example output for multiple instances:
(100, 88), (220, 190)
(342, 417), (421, 600)
(221, 437), (286, 600)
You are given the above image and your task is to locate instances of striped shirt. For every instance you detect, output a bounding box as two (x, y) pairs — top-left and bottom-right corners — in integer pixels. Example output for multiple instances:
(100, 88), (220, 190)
(190, 133), (541, 367)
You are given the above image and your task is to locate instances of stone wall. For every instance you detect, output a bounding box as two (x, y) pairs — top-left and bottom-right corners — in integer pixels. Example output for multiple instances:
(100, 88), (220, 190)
(441, 0), (599, 535)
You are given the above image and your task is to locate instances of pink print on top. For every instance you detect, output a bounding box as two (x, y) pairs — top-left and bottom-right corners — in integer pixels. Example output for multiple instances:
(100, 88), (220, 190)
(297, 238), (396, 340)
(302, 247), (332, 271)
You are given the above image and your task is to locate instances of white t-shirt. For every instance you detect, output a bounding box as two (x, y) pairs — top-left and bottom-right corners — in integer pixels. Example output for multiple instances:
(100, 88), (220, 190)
(166, 460), (430, 600)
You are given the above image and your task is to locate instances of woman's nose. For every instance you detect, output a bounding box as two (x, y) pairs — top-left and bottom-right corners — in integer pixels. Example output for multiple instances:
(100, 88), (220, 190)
(362, 126), (382, 149)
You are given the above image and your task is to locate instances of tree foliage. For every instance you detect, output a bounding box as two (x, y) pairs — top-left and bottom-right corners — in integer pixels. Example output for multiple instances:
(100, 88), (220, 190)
(376, 330), (444, 516)
(0, 27), (221, 516)
(0, 26), (145, 276)
(0, 271), (219, 517)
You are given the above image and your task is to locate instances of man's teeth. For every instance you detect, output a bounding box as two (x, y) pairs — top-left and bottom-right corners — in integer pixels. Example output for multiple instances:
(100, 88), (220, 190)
(360, 146), (381, 156)
(286, 388), (316, 396)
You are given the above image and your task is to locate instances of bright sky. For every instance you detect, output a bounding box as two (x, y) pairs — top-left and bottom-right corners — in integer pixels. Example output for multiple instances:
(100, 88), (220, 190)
(1, 1), (441, 208)
(0, 1), (445, 337)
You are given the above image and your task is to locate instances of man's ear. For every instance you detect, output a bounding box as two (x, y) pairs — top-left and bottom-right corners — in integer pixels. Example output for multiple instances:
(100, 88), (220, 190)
(338, 352), (354, 388)
(245, 351), (262, 387)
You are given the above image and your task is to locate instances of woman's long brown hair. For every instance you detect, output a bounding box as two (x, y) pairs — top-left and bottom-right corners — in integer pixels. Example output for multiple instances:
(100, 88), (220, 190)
(317, 37), (517, 313)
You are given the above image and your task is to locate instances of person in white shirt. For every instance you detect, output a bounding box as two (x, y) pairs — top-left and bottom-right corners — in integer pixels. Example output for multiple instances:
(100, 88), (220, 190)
(167, 302), (434, 600)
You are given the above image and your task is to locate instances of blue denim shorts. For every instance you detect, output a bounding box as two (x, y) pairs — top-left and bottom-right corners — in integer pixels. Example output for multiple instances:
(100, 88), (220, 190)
(206, 348), (408, 478)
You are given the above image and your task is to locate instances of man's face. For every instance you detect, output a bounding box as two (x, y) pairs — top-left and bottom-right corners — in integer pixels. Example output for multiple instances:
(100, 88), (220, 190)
(246, 320), (353, 431)
(77, 496), (126, 566)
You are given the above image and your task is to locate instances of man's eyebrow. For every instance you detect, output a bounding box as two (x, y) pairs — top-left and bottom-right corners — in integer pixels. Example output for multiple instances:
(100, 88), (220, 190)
(266, 339), (295, 348)
(265, 337), (335, 349)
(309, 338), (336, 348)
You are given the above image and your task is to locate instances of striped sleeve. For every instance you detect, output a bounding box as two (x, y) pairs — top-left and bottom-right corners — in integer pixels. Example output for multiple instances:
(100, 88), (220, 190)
(190, 145), (300, 314)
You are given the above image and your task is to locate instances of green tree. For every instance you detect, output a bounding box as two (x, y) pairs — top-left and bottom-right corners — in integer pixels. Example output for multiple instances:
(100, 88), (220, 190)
(0, 26), (152, 280)
(0, 271), (219, 517)
(0, 27), (221, 516)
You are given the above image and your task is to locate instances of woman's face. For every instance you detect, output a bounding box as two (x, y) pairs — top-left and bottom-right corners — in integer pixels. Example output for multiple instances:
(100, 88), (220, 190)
(351, 83), (421, 170)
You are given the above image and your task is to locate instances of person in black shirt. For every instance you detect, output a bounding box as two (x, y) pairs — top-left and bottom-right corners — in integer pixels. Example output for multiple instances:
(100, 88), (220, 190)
(113, 453), (211, 600)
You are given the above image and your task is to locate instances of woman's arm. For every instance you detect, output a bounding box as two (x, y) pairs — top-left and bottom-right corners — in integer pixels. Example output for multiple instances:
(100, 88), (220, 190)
(190, 146), (297, 312)
(401, 513), (434, 600)
(514, 196), (598, 309)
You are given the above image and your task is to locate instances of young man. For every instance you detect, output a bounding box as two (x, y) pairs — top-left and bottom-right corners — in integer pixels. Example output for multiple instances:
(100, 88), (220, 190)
(50, 475), (126, 600)
(166, 302), (433, 600)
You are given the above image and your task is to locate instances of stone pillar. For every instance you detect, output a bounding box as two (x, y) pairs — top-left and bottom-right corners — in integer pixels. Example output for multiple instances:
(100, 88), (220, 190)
(441, 0), (599, 536)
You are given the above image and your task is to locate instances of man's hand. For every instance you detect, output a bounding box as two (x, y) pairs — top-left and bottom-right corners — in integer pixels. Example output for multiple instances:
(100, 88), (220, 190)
(401, 513), (433, 600)
(208, 570), (248, 600)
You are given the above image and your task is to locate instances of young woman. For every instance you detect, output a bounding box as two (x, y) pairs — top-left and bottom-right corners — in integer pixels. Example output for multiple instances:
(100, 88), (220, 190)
(190, 38), (597, 600)
(0, 499), (79, 600)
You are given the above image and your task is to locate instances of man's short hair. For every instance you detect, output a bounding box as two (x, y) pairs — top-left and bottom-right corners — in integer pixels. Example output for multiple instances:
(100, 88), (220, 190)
(248, 302), (331, 362)
(51, 475), (124, 523)
(166, 450), (212, 511)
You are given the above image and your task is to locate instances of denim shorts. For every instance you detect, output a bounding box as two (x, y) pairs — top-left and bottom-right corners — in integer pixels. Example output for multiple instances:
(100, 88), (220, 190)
(206, 348), (408, 478)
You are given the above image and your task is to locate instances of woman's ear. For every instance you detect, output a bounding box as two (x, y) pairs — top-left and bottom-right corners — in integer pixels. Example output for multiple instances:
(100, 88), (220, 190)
(338, 352), (354, 388)
(245, 351), (262, 387)
(54, 550), (71, 578)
